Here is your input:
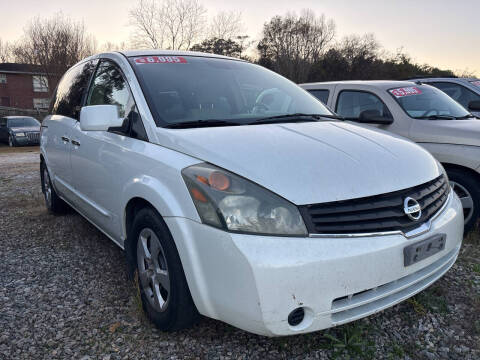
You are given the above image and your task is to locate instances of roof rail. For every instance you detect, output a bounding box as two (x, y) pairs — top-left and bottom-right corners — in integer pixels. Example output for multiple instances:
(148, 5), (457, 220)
(404, 75), (458, 80)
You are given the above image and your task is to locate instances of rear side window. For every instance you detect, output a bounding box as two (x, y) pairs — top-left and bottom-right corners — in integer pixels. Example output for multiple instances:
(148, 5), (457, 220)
(429, 82), (480, 109)
(51, 60), (97, 120)
(308, 89), (329, 105)
(336, 91), (392, 120)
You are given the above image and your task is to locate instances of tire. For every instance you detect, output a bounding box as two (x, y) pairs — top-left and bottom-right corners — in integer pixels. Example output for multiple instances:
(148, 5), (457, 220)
(447, 168), (480, 233)
(8, 134), (15, 147)
(130, 207), (198, 331)
(40, 161), (68, 214)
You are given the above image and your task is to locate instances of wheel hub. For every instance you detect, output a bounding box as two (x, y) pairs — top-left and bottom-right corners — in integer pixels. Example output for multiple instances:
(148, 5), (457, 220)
(450, 180), (474, 225)
(136, 228), (170, 312)
(43, 168), (52, 207)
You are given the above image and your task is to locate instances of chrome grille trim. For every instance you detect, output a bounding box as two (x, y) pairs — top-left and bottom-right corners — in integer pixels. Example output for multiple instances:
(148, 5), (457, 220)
(309, 189), (452, 239)
(302, 175), (451, 238)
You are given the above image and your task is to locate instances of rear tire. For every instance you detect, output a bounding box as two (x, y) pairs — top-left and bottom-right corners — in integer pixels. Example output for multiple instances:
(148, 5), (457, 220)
(447, 168), (480, 233)
(130, 207), (198, 331)
(40, 161), (68, 214)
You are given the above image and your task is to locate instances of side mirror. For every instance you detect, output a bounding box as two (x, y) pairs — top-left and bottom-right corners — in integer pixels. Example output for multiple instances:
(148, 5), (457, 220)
(79, 105), (124, 131)
(468, 100), (480, 111)
(357, 109), (394, 125)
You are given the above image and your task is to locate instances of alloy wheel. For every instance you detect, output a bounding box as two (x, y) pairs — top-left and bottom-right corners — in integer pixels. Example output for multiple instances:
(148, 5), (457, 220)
(43, 168), (52, 208)
(137, 228), (170, 312)
(8, 135), (13, 147)
(450, 180), (474, 225)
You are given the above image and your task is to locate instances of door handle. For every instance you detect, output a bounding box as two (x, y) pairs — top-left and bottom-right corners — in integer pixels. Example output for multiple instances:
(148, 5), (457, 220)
(71, 139), (81, 146)
(61, 136), (70, 143)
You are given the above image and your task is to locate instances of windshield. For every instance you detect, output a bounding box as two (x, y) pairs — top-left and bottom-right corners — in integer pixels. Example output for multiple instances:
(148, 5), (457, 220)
(130, 55), (333, 127)
(388, 85), (472, 119)
(8, 117), (40, 127)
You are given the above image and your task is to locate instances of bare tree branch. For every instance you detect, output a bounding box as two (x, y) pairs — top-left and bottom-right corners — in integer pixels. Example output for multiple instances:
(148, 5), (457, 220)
(129, 0), (164, 48)
(129, 0), (207, 50)
(209, 11), (244, 40)
(12, 13), (96, 95)
(0, 39), (13, 62)
(257, 10), (336, 82)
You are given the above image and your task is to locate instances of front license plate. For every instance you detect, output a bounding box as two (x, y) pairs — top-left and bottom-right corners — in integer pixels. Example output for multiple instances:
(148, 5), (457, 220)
(403, 234), (446, 267)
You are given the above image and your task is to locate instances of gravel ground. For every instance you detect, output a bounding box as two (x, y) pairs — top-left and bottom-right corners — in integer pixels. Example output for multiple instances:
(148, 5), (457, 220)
(0, 146), (479, 360)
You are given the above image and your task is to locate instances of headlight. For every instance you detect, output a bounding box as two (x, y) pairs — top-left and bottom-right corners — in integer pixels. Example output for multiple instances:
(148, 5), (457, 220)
(182, 163), (307, 236)
(15, 132), (26, 137)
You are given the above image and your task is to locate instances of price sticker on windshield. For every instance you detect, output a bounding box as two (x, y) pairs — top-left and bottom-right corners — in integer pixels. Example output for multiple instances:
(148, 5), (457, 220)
(389, 87), (422, 98)
(134, 56), (188, 64)
(470, 80), (480, 88)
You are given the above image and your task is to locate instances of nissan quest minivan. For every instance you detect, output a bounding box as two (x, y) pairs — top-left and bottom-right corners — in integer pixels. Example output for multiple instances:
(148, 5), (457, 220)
(40, 51), (464, 336)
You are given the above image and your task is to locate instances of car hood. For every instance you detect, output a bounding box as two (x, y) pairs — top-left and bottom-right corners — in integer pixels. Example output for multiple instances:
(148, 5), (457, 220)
(411, 119), (480, 147)
(10, 126), (40, 133)
(157, 121), (441, 205)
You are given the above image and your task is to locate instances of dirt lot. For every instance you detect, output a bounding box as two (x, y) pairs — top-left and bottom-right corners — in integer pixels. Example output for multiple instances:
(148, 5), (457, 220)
(0, 146), (479, 359)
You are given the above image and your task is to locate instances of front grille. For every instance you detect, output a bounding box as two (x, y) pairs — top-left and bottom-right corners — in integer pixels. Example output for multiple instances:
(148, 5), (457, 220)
(299, 175), (449, 235)
(26, 132), (40, 142)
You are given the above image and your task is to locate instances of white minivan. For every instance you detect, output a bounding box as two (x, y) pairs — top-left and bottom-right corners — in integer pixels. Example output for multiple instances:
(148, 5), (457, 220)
(40, 51), (463, 336)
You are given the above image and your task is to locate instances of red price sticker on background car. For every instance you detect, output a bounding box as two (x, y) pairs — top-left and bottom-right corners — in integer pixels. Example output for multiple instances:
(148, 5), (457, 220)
(389, 87), (422, 98)
(134, 56), (187, 64)
(470, 80), (480, 87)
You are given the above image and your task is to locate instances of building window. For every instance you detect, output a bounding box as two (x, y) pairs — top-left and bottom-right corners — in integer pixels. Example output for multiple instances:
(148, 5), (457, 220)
(1, 97), (10, 106)
(0, 74), (6, 84)
(33, 75), (48, 92)
(33, 98), (50, 109)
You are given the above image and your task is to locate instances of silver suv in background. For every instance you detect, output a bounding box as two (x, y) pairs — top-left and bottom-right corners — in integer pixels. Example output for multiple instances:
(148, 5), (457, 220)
(409, 77), (480, 117)
(301, 80), (480, 231)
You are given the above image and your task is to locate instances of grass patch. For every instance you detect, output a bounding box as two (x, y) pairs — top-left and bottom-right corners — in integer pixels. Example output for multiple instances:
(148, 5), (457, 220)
(387, 343), (405, 359)
(409, 285), (448, 314)
(464, 223), (480, 245)
(322, 323), (374, 359)
(472, 263), (480, 274)
(474, 320), (480, 335)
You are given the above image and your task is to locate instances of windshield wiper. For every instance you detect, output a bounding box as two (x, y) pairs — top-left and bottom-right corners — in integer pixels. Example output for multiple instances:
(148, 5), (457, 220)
(164, 119), (242, 129)
(454, 114), (475, 119)
(250, 113), (343, 125)
(414, 115), (455, 120)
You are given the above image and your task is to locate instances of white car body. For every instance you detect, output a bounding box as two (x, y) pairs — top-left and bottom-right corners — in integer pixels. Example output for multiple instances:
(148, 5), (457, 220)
(41, 52), (463, 336)
(301, 80), (480, 230)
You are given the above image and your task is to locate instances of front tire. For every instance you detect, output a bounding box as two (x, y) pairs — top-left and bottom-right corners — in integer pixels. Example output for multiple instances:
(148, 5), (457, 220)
(447, 168), (480, 233)
(40, 161), (68, 214)
(131, 208), (198, 331)
(8, 135), (15, 147)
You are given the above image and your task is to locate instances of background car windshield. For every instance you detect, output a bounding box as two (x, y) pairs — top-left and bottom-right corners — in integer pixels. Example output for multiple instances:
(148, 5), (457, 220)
(130, 56), (333, 126)
(8, 117), (39, 127)
(390, 85), (471, 118)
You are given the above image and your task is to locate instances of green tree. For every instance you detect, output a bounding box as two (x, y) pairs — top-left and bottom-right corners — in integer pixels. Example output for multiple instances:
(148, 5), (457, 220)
(190, 37), (242, 58)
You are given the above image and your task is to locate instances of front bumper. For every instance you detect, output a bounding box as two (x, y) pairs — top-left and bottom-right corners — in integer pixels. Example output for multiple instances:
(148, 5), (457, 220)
(165, 191), (463, 336)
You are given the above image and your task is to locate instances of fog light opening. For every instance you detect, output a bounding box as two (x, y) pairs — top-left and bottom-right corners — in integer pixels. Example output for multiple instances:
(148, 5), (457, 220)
(288, 307), (305, 326)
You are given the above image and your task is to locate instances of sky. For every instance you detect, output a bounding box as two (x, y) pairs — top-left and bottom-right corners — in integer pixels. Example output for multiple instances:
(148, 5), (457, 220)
(1, 0), (479, 75)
